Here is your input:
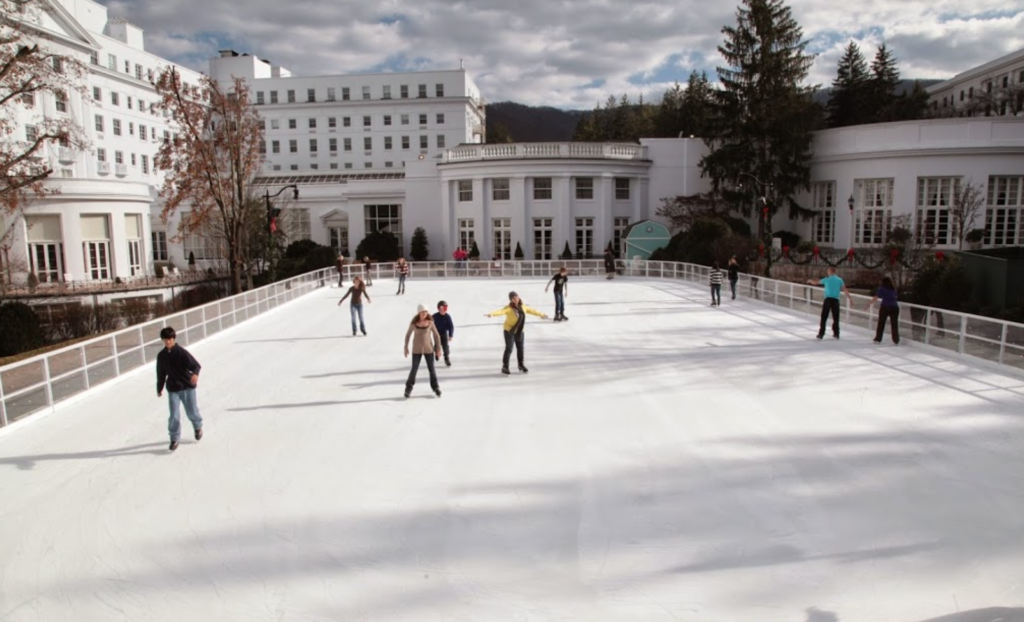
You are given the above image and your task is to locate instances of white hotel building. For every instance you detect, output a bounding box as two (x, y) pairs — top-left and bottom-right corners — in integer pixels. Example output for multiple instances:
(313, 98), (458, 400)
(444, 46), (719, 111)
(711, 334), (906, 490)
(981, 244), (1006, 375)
(3, 0), (1023, 292)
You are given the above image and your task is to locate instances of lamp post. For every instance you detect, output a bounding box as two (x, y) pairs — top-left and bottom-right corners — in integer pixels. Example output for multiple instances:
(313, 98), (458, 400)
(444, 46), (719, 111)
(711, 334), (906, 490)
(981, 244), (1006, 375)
(739, 173), (774, 277)
(264, 184), (299, 277)
(847, 193), (855, 251)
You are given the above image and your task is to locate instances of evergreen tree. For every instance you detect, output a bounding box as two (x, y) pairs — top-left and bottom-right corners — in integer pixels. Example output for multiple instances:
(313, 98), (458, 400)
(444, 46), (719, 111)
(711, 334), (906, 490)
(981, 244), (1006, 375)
(867, 44), (900, 123)
(468, 240), (481, 259)
(560, 241), (573, 259)
(513, 241), (524, 259)
(654, 82), (685, 137)
(827, 41), (869, 128)
(409, 227), (429, 261)
(894, 80), (931, 121)
(680, 71), (716, 138)
(700, 0), (821, 234)
(487, 121), (514, 144)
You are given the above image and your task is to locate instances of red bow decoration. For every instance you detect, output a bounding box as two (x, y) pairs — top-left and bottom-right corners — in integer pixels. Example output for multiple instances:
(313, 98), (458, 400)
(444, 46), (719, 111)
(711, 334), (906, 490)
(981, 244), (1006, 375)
(935, 251), (945, 262)
(847, 248), (855, 265)
(890, 249), (898, 266)
(782, 245), (790, 258)
(758, 243), (765, 258)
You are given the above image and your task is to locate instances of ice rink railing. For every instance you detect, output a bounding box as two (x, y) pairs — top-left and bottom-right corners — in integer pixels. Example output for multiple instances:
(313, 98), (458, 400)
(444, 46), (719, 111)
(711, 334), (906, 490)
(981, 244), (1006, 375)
(0, 269), (336, 429)
(3, 259), (1022, 428)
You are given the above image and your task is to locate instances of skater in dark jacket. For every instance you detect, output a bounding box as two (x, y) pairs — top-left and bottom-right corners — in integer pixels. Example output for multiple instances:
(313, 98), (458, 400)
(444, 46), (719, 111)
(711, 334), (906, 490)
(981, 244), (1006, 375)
(337, 276), (372, 336)
(396, 257), (409, 295)
(485, 291), (547, 374)
(155, 327), (203, 451)
(362, 256), (373, 286)
(603, 249), (616, 279)
(727, 256), (741, 300)
(404, 304), (442, 398)
(335, 253), (345, 288)
(545, 267), (569, 321)
(865, 276), (900, 344)
(709, 262), (723, 306)
(432, 300), (455, 366)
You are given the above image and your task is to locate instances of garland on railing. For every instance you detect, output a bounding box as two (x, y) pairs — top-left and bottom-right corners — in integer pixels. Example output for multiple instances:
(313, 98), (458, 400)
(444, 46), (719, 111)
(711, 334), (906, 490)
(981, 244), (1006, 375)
(747, 247), (940, 271)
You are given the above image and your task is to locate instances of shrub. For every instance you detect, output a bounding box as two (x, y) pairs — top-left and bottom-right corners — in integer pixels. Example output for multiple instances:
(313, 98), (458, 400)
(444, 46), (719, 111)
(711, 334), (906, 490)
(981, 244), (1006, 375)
(120, 299), (153, 326)
(773, 230), (801, 249)
(468, 240), (481, 259)
(514, 242), (524, 259)
(410, 227), (429, 261)
(0, 302), (45, 357)
(355, 231), (401, 262)
(92, 303), (122, 333)
(284, 239), (319, 260)
(560, 241), (573, 260)
(303, 245), (338, 273)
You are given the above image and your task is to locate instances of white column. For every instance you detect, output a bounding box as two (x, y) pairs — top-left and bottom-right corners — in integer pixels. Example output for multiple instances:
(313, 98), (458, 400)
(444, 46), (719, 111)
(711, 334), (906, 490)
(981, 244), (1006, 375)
(631, 177), (644, 223)
(516, 176), (529, 259)
(599, 175), (613, 255)
(556, 175), (571, 259)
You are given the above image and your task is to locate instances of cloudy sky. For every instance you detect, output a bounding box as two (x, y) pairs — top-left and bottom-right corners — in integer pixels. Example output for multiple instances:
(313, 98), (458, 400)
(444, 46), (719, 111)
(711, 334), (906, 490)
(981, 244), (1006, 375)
(97, 0), (1024, 109)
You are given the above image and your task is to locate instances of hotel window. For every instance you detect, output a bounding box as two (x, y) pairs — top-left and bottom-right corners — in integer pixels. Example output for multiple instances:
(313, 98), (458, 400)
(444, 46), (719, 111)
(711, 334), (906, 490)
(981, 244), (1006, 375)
(127, 96), (132, 110)
(400, 84), (409, 98)
(111, 91), (119, 106)
(92, 86), (101, 100)
(135, 64), (143, 79)
(287, 89), (295, 103)
(365, 204), (403, 253)
(384, 115), (392, 126)
(436, 83), (445, 97)
(113, 119), (122, 136)
(256, 91), (265, 104)
(22, 92), (34, 107)
(289, 139), (297, 153)
(401, 114), (410, 125)
(419, 113), (428, 125)
(128, 122), (134, 136)
(282, 208), (312, 241)
(344, 138), (352, 151)
(94, 114), (104, 132)
(533, 177), (552, 200)
(613, 217), (629, 255)
(81, 215), (111, 279)
(271, 119), (280, 129)
(575, 217), (594, 257)
(916, 177), (958, 246)
(152, 230), (168, 261)
(533, 218), (553, 259)
(141, 154), (149, 174)
(615, 178), (630, 200)
(329, 138), (337, 152)
(259, 139), (266, 154)
(458, 180), (473, 201)
(309, 118), (317, 129)
(811, 181), (836, 245)
(854, 178), (894, 246)
(107, 53), (116, 70)
(492, 178), (510, 201)
(307, 88), (316, 102)
(384, 136), (393, 150)
(288, 119), (297, 129)
(385, 161), (393, 168)
(458, 218), (474, 251)
(310, 139), (318, 153)
(401, 136), (410, 149)
(330, 163), (338, 169)
(436, 113), (445, 124)
(54, 90), (67, 113)
(493, 218), (512, 259)
(258, 119), (266, 130)
(363, 115), (371, 127)
(270, 91), (278, 104)
(383, 85), (392, 99)
(437, 135), (445, 148)
(575, 177), (594, 200)
(419, 135), (428, 149)
(327, 87), (336, 101)
(90, 50), (99, 65)
(96, 147), (106, 162)
(328, 117), (336, 128)
(343, 116), (351, 127)
(984, 176), (1023, 247)
(124, 60), (129, 73)
(361, 86), (370, 100)
(418, 84), (427, 98)
(272, 140), (280, 154)
(364, 137), (372, 151)
(342, 87), (350, 101)
(139, 124), (147, 140)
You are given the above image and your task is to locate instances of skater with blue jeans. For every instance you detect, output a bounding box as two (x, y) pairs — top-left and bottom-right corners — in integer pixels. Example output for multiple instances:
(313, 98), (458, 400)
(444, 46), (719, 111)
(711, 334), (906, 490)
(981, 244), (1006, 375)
(156, 326), (203, 451)
(545, 267), (569, 321)
(338, 276), (371, 336)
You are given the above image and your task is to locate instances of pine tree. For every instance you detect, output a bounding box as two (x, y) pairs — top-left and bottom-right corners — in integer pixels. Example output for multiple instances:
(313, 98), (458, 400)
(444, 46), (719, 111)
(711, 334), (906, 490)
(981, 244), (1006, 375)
(699, 0), (822, 277)
(410, 227), (429, 261)
(680, 71), (715, 138)
(827, 41), (869, 128)
(868, 44), (900, 123)
(560, 241), (573, 259)
(654, 82), (685, 137)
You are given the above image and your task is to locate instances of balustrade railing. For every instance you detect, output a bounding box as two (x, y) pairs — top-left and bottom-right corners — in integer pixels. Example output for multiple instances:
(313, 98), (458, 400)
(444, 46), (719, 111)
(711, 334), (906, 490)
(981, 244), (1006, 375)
(4, 260), (1021, 431)
(442, 142), (647, 163)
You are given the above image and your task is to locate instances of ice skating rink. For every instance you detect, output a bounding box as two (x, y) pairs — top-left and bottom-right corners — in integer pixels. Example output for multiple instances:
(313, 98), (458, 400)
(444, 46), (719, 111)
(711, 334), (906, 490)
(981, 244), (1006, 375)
(1, 277), (1023, 622)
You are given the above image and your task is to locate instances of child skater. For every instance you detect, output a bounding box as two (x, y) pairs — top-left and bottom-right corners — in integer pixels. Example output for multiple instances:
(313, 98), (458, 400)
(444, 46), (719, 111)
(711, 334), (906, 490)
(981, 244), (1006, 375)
(395, 257), (410, 295)
(485, 291), (547, 375)
(432, 300), (455, 366)
(337, 276), (371, 336)
(709, 262), (723, 306)
(404, 304), (442, 398)
(865, 275), (900, 345)
(545, 266), (569, 321)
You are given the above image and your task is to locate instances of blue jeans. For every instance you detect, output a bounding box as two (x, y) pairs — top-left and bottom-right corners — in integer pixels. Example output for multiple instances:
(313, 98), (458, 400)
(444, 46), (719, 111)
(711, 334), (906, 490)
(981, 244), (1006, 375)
(397, 274), (406, 294)
(711, 284), (721, 305)
(167, 388), (202, 441)
(554, 291), (565, 316)
(729, 278), (737, 299)
(350, 303), (365, 334)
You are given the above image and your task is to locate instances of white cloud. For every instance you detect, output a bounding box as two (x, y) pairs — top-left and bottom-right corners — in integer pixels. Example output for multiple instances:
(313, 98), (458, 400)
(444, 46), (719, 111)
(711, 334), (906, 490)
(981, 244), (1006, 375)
(96, 0), (1024, 108)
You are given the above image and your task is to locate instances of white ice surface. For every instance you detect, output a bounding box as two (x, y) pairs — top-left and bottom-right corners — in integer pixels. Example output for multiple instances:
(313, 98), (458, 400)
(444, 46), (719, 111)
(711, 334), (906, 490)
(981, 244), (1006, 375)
(1, 277), (1023, 622)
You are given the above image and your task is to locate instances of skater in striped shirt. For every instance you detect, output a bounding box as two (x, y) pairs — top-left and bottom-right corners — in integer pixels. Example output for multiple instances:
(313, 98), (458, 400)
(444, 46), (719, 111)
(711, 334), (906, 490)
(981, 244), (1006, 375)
(709, 262), (723, 306)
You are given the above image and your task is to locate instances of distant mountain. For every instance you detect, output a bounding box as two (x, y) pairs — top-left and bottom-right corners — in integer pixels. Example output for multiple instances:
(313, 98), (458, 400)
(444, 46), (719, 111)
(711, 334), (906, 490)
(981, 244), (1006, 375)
(485, 102), (584, 143)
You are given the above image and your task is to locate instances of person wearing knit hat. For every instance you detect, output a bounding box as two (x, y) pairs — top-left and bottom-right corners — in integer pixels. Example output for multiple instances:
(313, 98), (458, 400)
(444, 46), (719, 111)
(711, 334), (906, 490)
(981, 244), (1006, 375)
(484, 292), (547, 375)
(404, 304), (442, 398)
(432, 300), (455, 367)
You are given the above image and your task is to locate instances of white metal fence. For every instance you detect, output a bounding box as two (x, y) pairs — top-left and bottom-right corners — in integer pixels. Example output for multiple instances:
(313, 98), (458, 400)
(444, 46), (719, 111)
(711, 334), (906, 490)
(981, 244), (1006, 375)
(3, 260), (1022, 429)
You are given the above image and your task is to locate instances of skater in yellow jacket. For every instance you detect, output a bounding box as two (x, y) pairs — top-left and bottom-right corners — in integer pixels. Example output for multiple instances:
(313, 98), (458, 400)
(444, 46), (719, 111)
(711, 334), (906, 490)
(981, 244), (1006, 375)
(485, 291), (547, 375)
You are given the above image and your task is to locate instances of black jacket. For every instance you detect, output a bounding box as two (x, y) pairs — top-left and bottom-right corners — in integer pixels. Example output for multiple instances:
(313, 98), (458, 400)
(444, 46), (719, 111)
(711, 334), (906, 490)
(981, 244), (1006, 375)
(156, 344), (201, 393)
(604, 254), (616, 272)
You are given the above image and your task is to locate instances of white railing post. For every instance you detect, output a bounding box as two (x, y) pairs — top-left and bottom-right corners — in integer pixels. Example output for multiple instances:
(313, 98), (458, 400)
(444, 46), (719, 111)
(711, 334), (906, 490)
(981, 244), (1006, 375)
(998, 323), (1008, 364)
(80, 344), (90, 390)
(43, 355), (54, 410)
(925, 309), (933, 345)
(958, 314), (968, 354)
(0, 367), (6, 427)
